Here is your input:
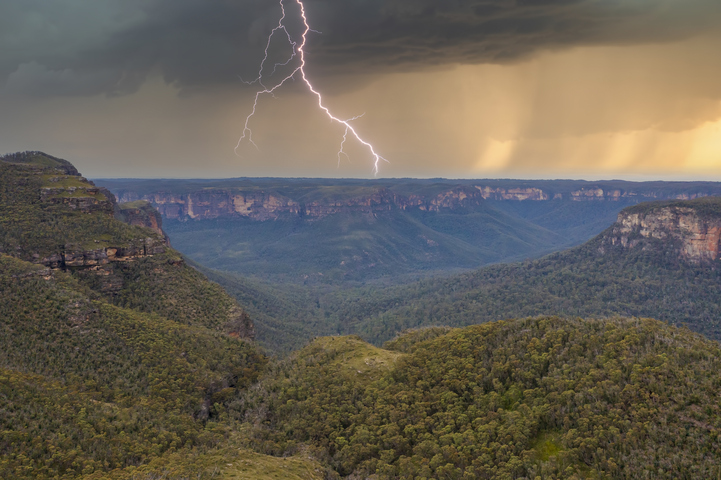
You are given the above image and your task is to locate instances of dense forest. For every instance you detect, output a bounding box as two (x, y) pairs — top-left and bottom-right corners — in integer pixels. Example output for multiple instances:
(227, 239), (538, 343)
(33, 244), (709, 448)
(237, 317), (721, 479)
(4, 152), (721, 479)
(0, 153), (322, 479)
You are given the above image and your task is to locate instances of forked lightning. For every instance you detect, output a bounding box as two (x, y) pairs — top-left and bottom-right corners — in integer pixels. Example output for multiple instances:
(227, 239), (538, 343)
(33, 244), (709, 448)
(236, 0), (388, 175)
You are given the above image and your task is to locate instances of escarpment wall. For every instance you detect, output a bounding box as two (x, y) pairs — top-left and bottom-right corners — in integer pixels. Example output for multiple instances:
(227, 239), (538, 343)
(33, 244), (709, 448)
(602, 204), (721, 263)
(115, 186), (488, 221)
(108, 179), (721, 223)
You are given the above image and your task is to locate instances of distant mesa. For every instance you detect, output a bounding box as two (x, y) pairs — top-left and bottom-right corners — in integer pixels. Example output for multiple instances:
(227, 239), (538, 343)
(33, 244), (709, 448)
(103, 179), (721, 223)
(112, 185), (488, 221)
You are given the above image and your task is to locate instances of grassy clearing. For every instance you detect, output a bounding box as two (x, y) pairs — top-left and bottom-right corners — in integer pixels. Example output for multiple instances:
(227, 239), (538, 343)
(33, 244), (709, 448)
(220, 450), (324, 480)
(41, 174), (89, 188)
(533, 431), (563, 461)
(309, 335), (403, 379)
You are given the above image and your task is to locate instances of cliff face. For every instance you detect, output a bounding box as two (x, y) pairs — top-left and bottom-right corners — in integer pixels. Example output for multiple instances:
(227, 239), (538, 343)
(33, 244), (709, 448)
(117, 191), (302, 220)
(477, 185), (710, 202)
(111, 180), (720, 223)
(567, 188), (707, 202)
(116, 186), (489, 221)
(115, 200), (169, 242)
(476, 186), (550, 201)
(602, 199), (721, 263)
(40, 238), (168, 269)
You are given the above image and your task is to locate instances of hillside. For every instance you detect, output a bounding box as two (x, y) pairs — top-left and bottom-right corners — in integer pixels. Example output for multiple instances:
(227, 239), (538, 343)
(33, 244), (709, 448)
(202, 197), (721, 352)
(4, 151), (721, 479)
(0, 152), (323, 479)
(325, 197), (721, 345)
(236, 317), (721, 479)
(97, 177), (721, 282)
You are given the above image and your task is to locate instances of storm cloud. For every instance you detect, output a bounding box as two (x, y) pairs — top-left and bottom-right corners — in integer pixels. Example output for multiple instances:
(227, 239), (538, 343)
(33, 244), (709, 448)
(2, 0), (720, 96)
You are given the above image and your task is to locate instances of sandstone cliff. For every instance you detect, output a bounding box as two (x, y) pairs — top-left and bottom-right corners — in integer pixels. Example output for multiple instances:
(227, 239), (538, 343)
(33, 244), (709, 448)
(476, 185), (712, 202)
(116, 200), (170, 242)
(601, 198), (721, 263)
(108, 179), (721, 223)
(115, 185), (489, 221)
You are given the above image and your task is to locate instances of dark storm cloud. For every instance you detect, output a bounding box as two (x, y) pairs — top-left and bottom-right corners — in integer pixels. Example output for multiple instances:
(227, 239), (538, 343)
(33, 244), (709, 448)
(2, 0), (720, 96)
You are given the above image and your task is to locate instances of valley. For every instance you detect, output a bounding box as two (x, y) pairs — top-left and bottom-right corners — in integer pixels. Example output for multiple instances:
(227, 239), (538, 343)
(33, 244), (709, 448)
(3, 151), (721, 479)
(99, 177), (721, 353)
(6, 2), (721, 477)
(99, 177), (721, 283)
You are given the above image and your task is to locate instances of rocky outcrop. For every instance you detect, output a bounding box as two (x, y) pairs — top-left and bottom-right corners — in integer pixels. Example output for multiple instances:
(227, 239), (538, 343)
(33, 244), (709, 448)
(41, 184), (116, 215)
(116, 200), (169, 242)
(39, 238), (168, 270)
(476, 186), (550, 201)
(601, 200), (721, 263)
(224, 307), (256, 340)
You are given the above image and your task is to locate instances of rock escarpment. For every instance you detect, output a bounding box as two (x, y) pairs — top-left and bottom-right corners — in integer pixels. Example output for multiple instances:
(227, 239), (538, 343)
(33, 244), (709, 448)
(601, 198), (721, 263)
(108, 178), (721, 223)
(115, 200), (170, 242)
(116, 186), (489, 221)
(0, 151), (255, 340)
(476, 186), (551, 201)
(0, 152), (167, 269)
(40, 238), (168, 269)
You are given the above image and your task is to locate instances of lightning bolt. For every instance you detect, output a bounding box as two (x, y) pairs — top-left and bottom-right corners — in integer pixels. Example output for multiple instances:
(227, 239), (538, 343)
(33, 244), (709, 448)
(236, 0), (388, 175)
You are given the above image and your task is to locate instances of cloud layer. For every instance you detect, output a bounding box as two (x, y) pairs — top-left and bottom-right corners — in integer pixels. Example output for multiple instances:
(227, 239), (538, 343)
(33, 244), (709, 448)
(3, 0), (721, 96)
(2, 0), (721, 179)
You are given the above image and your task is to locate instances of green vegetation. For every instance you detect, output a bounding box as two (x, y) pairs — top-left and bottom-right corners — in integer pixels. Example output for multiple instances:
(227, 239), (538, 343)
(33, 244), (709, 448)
(337, 230), (721, 345)
(0, 158), (136, 258)
(237, 317), (721, 479)
(204, 230), (721, 352)
(624, 195), (721, 219)
(163, 206), (567, 284)
(1, 151), (79, 173)
(0, 249), (268, 479)
(0, 153), (274, 478)
(5, 153), (721, 478)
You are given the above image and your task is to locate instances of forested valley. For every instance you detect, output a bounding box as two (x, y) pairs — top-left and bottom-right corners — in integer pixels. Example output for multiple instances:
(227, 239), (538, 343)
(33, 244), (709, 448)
(2, 152), (721, 479)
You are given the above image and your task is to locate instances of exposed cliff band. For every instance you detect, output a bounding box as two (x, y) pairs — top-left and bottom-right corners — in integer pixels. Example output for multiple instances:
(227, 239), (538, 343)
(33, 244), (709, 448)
(601, 198), (721, 263)
(110, 182), (721, 222)
(0, 151), (256, 340)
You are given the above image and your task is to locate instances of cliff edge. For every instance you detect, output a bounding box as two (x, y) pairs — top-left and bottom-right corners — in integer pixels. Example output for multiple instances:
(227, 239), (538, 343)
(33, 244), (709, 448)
(0, 150), (254, 338)
(601, 197), (721, 263)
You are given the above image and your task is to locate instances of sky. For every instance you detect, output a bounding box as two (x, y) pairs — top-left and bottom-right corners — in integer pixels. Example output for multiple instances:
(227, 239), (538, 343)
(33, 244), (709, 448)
(2, 0), (721, 179)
